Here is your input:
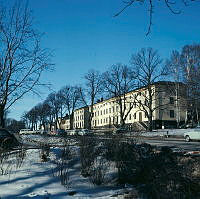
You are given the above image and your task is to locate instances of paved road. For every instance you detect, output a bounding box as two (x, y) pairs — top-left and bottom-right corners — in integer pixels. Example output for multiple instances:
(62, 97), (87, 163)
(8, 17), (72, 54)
(141, 137), (200, 152)
(20, 134), (200, 152)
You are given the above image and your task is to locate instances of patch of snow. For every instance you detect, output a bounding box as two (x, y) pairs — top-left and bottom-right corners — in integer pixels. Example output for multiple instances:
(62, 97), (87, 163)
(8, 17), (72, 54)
(0, 146), (129, 199)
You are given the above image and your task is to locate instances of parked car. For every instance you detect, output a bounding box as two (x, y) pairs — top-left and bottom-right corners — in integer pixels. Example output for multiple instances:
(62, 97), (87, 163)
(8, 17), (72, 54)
(184, 126), (200, 142)
(19, 129), (33, 135)
(0, 128), (19, 149)
(36, 130), (48, 135)
(66, 129), (78, 136)
(56, 129), (66, 135)
(77, 129), (93, 136)
(113, 127), (128, 134)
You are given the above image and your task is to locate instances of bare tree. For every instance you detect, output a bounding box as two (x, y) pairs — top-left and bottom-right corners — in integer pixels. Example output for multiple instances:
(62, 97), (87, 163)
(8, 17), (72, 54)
(42, 99), (54, 131)
(23, 107), (38, 130)
(81, 69), (103, 129)
(34, 102), (52, 130)
(114, 0), (198, 35)
(45, 92), (61, 130)
(180, 44), (200, 125)
(0, 1), (53, 127)
(166, 50), (185, 127)
(60, 85), (80, 129)
(130, 47), (168, 131)
(102, 63), (136, 127)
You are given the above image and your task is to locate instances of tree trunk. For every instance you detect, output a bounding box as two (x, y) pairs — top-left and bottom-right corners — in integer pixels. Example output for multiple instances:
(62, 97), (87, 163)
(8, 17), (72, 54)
(148, 112), (153, 131)
(88, 112), (92, 130)
(70, 113), (74, 130)
(0, 105), (5, 128)
(120, 118), (125, 127)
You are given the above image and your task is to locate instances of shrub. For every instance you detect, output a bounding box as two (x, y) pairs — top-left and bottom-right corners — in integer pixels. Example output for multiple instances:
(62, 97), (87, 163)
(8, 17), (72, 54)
(79, 136), (98, 177)
(89, 156), (110, 185)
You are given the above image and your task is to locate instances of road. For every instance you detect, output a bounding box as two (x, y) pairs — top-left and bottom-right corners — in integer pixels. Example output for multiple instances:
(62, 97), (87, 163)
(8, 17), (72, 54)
(20, 134), (200, 152)
(141, 137), (200, 152)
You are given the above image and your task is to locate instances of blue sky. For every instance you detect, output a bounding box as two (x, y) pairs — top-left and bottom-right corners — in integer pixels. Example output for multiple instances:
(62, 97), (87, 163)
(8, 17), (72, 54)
(9, 0), (200, 120)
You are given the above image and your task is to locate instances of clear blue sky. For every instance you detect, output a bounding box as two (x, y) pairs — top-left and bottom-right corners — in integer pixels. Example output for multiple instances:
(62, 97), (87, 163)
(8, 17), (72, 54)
(9, 0), (200, 120)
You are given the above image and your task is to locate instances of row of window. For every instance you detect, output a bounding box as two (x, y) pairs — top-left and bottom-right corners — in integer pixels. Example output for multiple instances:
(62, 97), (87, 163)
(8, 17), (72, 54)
(74, 109), (84, 115)
(93, 106), (119, 116)
(64, 109), (175, 129)
(74, 115), (84, 121)
(74, 121), (84, 128)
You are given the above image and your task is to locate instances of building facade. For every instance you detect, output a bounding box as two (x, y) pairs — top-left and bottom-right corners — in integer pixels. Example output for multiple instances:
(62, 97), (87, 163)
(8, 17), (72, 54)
(61, 81), (187, 130)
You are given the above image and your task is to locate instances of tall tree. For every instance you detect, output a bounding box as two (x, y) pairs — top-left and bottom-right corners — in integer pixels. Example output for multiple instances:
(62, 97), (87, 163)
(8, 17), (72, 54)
(180, 44), (200, 124)
(60, 85), (80, 129)
(102, 63), (136, 127)
(45, 92), (61, 130)
(130, 47), (167, 131)
(81, 69), (103, 129)
(166, 50), (185, 127)
(0, 1), (52, 127)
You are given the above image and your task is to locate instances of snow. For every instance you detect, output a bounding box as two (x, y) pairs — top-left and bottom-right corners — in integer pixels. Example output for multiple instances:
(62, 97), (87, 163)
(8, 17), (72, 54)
(0, 136), (130, 199)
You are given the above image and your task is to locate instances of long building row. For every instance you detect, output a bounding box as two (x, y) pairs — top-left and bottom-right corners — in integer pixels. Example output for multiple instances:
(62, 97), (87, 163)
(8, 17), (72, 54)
(60, 81), (187, 130)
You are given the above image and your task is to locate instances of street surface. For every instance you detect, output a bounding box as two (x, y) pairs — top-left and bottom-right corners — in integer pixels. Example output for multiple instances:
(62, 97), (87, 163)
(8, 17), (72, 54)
(141, 137), (200, 152)
(20, 133), (200, 152)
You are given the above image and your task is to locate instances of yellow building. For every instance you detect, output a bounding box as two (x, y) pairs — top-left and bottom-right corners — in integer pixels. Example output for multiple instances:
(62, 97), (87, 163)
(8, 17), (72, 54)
(73, 106), (90, 129)
(61, 81), (187, 130)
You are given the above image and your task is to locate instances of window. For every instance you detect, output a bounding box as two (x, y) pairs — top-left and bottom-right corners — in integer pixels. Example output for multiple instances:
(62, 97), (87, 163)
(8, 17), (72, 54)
(170, 110), (175, 118)
(134, 113), (137, 119)
(129, 114), (131, 120)
(170, 97), (174, 104)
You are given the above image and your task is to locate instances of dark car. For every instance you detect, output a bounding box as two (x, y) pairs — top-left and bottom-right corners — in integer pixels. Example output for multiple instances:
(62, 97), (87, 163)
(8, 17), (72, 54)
(0, 128), (19, 149)
(113, 127), (128, 134)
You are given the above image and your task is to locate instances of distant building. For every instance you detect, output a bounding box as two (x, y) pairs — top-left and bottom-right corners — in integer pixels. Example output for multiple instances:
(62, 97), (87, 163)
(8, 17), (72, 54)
(73, 106), (90, 129)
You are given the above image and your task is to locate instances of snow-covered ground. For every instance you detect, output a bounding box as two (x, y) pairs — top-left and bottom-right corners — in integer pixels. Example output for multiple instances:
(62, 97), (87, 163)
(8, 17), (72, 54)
(0, 138), (134, 199)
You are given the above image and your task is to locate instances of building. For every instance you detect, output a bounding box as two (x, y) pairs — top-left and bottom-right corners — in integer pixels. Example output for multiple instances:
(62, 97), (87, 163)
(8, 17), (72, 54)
(61, 81), (187, 130)
(73, 106), (90, 129)
(59, 115), (70, 130)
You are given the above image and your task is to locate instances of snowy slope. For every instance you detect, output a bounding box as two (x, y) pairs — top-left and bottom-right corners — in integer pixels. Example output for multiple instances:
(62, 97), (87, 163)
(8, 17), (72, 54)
(0, 146), (133, 199)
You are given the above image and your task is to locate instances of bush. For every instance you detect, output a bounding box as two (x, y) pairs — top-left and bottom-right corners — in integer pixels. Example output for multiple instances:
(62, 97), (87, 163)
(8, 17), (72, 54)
(135, 147), (200, 199)
(89, 156), (110, 185)
(79, 136), (98, 177)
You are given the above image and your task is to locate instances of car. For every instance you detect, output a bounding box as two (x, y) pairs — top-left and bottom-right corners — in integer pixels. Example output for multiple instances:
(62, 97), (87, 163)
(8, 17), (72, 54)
(19, 129), (33, 135)
(0, 128), (19, 149)
(66, 129), (78, 136)
(113, 127), (127, 134)
(184, 126), (200, 142)
(77, 129), (93, 136)
(56, 129), (66, 136)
